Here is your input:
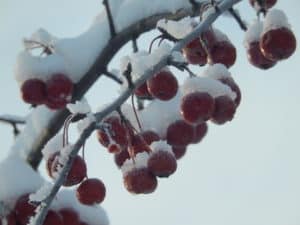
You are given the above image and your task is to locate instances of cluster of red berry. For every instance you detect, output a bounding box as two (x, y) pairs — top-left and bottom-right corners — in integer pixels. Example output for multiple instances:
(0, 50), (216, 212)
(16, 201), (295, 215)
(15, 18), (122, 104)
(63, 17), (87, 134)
(21, 74), (74, 110)
(246, 0), (296, 69)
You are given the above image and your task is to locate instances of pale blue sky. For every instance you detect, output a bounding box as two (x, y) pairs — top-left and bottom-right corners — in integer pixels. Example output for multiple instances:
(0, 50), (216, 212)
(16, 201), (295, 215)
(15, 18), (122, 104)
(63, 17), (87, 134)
(0, 1), (300, 225)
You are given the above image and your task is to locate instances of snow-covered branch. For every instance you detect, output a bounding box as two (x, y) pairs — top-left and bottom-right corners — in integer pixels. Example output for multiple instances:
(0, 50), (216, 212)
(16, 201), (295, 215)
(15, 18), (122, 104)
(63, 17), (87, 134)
(31, 0), (242, 224)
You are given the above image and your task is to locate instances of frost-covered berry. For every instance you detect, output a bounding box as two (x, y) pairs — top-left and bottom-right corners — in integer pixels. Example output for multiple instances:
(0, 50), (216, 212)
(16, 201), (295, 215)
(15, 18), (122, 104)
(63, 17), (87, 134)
(134, 82), (153, 99)
(129, 134), (152, 155)
(76, 178), (106, 205)
(45, 74), (73, 109)
(46, 151), (59, 178)
(260, 27), (297, 61)
(148, 150), (177, 177)
(208, 40), (236, 68)
(21, 79), (47, 105)
(97, 116), (128, 153)
(183, 38), (207, 65)
(140, 130), (160, 145)
(147, 69), (178, 101)
(247, 42), (277, 69)
(166, 120), (194, 146)
(211, 96), (236, 125)
(114, 150), (130, 168)
(44, 210), (64, 225)
(15, 194), (36, 225)
(123, 167), (157, 194)
(249, 0), (277, 9)
(180, 92), (215, 124)
(59, 208), (80, 225)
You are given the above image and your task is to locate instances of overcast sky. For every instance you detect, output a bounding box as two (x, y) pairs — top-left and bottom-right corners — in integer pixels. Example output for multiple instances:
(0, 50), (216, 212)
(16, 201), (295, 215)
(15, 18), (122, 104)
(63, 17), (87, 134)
(0, 1), (300, 225)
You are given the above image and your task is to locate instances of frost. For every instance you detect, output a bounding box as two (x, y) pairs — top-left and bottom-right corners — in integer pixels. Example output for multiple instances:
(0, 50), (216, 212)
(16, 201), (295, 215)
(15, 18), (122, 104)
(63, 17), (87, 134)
(150, 141), (173, 154)
(244, 20), (263, 49)
(263, 9), (291, 33)
(77, 113), (96, 134)
(29, 182), (53, 203)
(171, 51), (187, 64)
(67, 99), (91, 115)
(157, 17), (195, 39)
(42, 133), (63, 160)
(182, 76), (236, 100)
(121, 152), (150, 175)
(201, 64), (231, 80)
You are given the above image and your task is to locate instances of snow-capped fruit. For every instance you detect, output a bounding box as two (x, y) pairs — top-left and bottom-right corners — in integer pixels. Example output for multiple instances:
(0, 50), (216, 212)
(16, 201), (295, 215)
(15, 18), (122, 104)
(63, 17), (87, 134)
(166, 120), (194, 147)
(46, 74), (73, 109)
(21, 79), (47, 105)
(191, 122), (208, 144)
(114, 150), (130, 168)
(218, 77), (241, 106)
(140, 130), (160, 145)
(260, 27), (297, 61)
(76, 178), (106, 205)
(172, 146), (187, 160)
(247, 42), (277, 69)
(44, 210), (64, 225)
(97, 116), (128, 153)
(59, 208), (80, 225)
(249, 0), (277, 9)
(182, 38), (207, 65)
(147, 70), (178, 101)
(46, 151), (59, 178)
(180, 92), (215, 124)
(148, 151), (177, 177)
(123, 168), (157, 194)
(211, 95), (236, 125)
(129, 134), (152, 156)
(134, 82), (153, 99)
(208, 40), (236, 68)
(15, 194), (36, 225)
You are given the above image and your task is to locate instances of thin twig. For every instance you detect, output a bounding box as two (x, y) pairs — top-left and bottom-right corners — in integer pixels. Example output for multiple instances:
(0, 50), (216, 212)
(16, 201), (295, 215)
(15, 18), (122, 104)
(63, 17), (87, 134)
(228, 8), (247, 31)
(104, 70), (123, 84)
(132, 37), (138, 53)
(103, 0), (116, 37)
(0, 115), (25, 137)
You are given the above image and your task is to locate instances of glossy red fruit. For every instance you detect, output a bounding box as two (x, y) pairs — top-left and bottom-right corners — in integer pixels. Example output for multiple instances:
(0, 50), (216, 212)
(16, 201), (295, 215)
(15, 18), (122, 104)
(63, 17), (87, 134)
(191, 122), (208, 144)
(208, 41), (236, 68)
(44, 210), (63, 225)
(211, 95), (236, 124)
(134, 82), (153, 99)
(181, 92), (215, 124)
(249, 0), (277, 9)
(172, 146), (187, 160)
(260, 27), (297, 61)
(166, 120), (194, 147)
(77, 178), (106, 205)
(114, 150), (130, 168)
(148, 151), (177, 177)
(46, 74), (73, 109)
(147, 70), (178, 101)
(183, 38), (207, 65)
(21, 79), (47, 105)
(218, 77), (241, 107)
(97, 116), (128, 153)
(15, 194), (36, 225)
(59, 208), (80, 225)
(123, 168), (157, 194)
(129, 134), (152, 155)
(247, 42), (277, 69)
(140, 130), (160, 145)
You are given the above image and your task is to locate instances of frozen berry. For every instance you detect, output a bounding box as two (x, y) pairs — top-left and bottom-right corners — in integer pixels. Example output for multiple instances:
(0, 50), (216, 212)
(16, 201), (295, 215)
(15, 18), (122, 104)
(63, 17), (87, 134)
(166, 120), (194, 146)
(218, 77), (241, 107)
(191, 122), (208, 144)
(15, 194), (36, 225)
(172, 146), (187, 160)
(147, 70), (178, 101)
(134, 82), (153, 99)
(21, 79), (47, 105)
(247, 42), (277, 69)
(44, 210), (63, 225)
(211, 95), (236, 125)
(129, 134), (152, 155)
(114, 150), (130, 168)
(260, 27), (296, 61)
(183, 38), (207, 65)
(59, 208), (80, 225)
(249, 0), (277, 9)
(181, 92), (215, 124)
(76, 178), (106, 205)
(208, 40), (236, 68)
(148, 150), (177, 177)
(123, 168), (157, 194)
(46, 74), (73, 109)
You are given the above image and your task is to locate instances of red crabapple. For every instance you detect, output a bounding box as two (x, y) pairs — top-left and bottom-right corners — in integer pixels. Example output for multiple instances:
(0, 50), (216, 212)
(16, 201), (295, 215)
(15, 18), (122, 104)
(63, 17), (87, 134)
(44, 210), (63, 225)
(21, 79), (47, 105)
(114, 150), (130, 168)
(183, 38), (207, 65)
(147, 69), (178, 101)
(59, 208), (80, 225)
(166, 120), (194, 146)
(14, 194), (36, 225)
(211, 95), (236, 125)
(218, 77), (241, 107)
(180, 92), (215, 124)
(123, 168), (157, 194)
(191, 122), (208, 144)
(134, 82), (153, 99)
(148, 150), (177, 177)
(208, 40), (236, 68)
(76, 178), (106, 205)
(260, 27), (297, 61)
(172, 146), (187, 160)
(249, 0), (277, 9)
(247, 42), (277, 69)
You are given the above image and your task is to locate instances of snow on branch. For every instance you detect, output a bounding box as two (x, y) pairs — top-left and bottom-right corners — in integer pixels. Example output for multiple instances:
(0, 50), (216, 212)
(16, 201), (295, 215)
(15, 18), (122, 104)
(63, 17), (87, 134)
(30, 0), (242, 224)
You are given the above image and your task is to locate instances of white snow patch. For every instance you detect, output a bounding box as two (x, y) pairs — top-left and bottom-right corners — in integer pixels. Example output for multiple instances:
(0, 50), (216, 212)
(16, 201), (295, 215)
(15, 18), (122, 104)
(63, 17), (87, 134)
(42, 133), (63, 160)
(29, 182), (53, 203)
(244, 20), (263, 49)
(201, 64), (231, 80)
(77, 113), (96, 134)
(263, 9), (291, 33)
(150, 141), (173, 154)
(67, 99), (91, 115)
(121, 152), (150, 176)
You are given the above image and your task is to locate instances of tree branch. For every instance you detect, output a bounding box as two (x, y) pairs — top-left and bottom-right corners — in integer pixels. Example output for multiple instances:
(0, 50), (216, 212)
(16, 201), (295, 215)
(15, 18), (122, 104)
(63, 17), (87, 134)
(31, 2), (243, 224)
(228, 7), (247, 31)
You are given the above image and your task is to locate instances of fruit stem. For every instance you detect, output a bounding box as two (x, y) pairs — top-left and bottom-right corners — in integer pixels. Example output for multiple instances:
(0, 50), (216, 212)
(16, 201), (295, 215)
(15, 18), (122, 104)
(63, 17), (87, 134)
(103, 0), (116, 37)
